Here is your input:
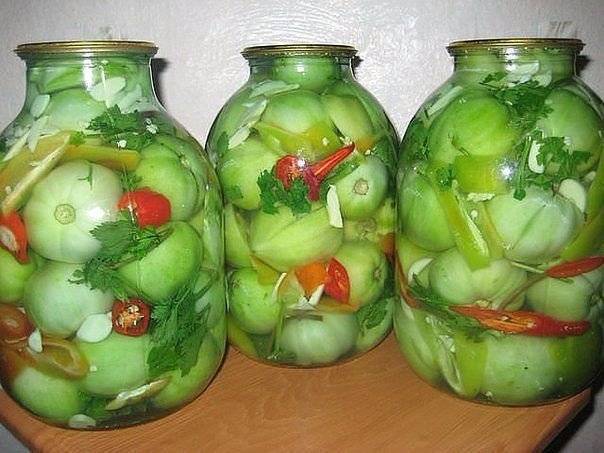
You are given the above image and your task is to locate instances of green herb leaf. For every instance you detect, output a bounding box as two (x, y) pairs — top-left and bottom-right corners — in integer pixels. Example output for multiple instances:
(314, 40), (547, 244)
(223, 185), (243, 201)
(87, 106), (156, 151)
(357, 297), (390, 334)
(81, 393), (150, 424)
(408, 281), (485, 338)
(147, 280), (211, 378)
(119, 171), (142, 192)
(71, 214), (171, 300)
(257, 169), (311, 215)
(68, 131), (86, 146)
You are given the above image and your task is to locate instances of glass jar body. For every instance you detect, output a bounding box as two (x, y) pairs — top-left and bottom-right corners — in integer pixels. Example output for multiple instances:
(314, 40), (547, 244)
(395, 40), (604, 406)
(0, 44), (225, 428)
(207, 47), (398, 367)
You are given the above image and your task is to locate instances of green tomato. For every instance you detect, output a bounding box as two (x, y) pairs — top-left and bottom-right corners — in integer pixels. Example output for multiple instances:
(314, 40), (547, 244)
(343, 196), (395, 243)
(250, 204), (343, 271)
(11, 366), (84, 422)
(279, 312), (358, 365)
(23, 161), (122, 263)
(427, 91), (519, 164)
(218, 138), (279, 210)
(45, 89), (106, 131)
(118, 221), (202, 302)
(527, 268), (603, 321)
(190, 187), (224, 270)
(24, 262), (113, 338)
(261, 90), (341, 160)
(486, 187), (583, 264)
(77, 332), (149, 396)
(273, 57), (338, 91)
(481, 334), (558, 405)
(321, 94), (374, 144)
(393, 302), (441, 383)
(429, 249), (527, 309)
(228, 268), (280, 335)
(194, 269), (226, 329)
(152, 334), (221, 409)
(154, 134), (208, 212)
(134, 143), (199, 220)
(0, 247), (36, 304)
(537, 88), (603, 174)
(334, 241), (388, 307)
(398, 169), (454, 251)
(335, 156), (388, 220)
(356, 297), (394, 351)
(395, 234), (437, 276)
(550, 326), (602, 396)
(224, 203), (252, 268)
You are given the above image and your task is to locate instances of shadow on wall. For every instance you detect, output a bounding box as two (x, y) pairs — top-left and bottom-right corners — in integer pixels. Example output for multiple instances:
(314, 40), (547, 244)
(151, 58), (169, 106)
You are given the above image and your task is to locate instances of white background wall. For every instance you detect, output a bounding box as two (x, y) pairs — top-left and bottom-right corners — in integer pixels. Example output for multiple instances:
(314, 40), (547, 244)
(0, 0), (603, 451)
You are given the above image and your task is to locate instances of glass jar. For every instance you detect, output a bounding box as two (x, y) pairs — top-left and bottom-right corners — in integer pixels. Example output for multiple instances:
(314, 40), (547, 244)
(0, 41), (225, 428)
(207, 44), (398, 367)
(395, 38), (603, 406)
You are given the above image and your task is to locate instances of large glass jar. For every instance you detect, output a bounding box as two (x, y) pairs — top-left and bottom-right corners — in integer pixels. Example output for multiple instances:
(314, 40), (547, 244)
(207, 44), (398, 367)
(0, 41), (225, 428)
(395, 38), (603, 406)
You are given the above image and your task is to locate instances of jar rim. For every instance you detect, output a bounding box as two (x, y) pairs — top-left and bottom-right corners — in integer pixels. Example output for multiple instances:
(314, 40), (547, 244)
(241, 44), (357, 59)
(447, 38), (584, 55)
(14, 40), (158, 57)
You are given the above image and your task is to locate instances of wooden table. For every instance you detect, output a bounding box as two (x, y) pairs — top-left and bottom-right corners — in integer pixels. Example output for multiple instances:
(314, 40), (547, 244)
(0, 334), (590, 453)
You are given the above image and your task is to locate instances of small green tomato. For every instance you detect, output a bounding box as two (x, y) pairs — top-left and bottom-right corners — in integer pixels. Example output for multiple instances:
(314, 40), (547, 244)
(24, 161), (122, 263)
(228, 268), (280, 335)
(0, 247), (36, 304)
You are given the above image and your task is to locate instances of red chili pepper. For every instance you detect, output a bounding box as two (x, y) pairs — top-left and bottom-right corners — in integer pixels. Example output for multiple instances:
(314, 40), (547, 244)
(451, 305), (591, 337)
(112, 299), (151, 337)
(324, 258), (350, 303)
(0, 212), (29, 264)
(546, 256), (604, 278)
(274, 143), (356, 201)
(117, 189), (171, 228)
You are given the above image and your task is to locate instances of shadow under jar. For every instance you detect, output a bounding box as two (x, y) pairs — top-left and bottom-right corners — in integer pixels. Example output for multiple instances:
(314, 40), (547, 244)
(207, 44), (399, 367)
(395, 38), (604, 406)
(0, 41), (226, 428)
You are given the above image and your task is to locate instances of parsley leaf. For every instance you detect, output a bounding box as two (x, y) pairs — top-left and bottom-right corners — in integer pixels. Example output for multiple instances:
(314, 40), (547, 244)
(480, 73), (552, 131)
(119, 171), (141, 192)
(223, 184), (243, 202)
(257, 169), (311, 215)
(71, 214), (171, 300)
(357, 297), (391, 334)
(68, 131), (86, 146)
(147, 279), (212, 378)
(87, 106), (157, 151)
(408, 281), (485, 338)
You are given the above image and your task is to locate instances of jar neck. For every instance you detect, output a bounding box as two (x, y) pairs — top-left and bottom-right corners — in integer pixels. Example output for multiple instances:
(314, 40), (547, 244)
(452, 48), (576, 84)
(246, 55), (354, 82)
(22, 53), (159, 111)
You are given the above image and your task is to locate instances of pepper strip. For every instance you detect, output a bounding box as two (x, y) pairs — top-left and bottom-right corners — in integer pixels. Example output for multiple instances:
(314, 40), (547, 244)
(546, 255), (604, 278)
(452, 305), (590, 337)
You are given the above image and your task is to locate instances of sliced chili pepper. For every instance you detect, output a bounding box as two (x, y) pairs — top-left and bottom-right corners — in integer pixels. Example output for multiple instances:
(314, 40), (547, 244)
(24, 336), (89, 379)
(295, 261), (327, 295)
(545, 256), (604, 279)
(274, 143), (356, 201)
(0, 304), (34, 346)
(112, 299), (151, 337)
(452, 305), (590, 337)
(117, 188), (171, 228)
(0, 212), (29, 263)
(324, 258), (350, 303)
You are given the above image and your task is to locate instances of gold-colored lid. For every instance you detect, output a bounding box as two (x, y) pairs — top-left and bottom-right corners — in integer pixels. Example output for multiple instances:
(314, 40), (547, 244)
(15, 40), (158, 57)
(242, 44), (357, 59)
(447, 38), (584, 55)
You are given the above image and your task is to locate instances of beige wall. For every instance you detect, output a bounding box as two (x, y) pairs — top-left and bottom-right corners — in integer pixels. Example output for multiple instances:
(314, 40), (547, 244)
(0, 0), (603, 451)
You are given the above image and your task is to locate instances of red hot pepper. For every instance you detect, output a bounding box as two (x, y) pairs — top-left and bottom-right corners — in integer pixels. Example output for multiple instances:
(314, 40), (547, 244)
(117, 189), (171, 228)
(546, 256), (604, 279)
(451, 305), (590, 337)
(112, 299), (151, 337)
(0, 212), (29, 263)
(274, 143), (356, 201)
(324, 258), (350, 304)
